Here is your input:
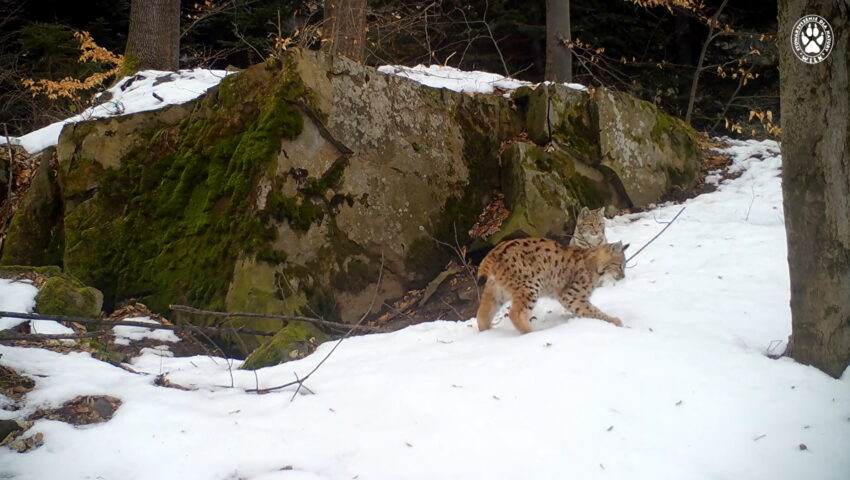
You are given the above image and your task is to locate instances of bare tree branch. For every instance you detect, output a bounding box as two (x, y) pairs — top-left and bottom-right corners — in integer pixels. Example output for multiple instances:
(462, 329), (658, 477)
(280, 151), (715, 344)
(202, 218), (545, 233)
(169, 305), (384, 333)
(0, 311), (276, 337)
(626, 207), (686, 263)
(0, 331), (108, 342)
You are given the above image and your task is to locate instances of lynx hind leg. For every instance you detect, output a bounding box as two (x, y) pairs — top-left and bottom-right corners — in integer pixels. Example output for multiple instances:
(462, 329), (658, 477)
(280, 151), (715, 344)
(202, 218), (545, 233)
(508, 293), (537, 334)
(476, 279), (505, 331)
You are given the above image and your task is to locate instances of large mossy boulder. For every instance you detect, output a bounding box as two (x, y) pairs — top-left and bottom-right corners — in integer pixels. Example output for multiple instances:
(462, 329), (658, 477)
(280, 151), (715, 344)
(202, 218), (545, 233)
(50, 50), (526, 332)
(1, 48), (702, 351)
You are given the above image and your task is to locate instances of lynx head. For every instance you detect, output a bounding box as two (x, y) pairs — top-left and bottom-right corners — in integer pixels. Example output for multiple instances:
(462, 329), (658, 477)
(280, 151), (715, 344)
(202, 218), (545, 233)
(592, 241), (629, 285)
(571, 207), (606, 248)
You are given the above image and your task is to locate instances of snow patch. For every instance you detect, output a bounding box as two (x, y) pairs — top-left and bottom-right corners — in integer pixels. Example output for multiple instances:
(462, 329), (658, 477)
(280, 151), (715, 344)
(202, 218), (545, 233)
(5, 69), (232, 154)
(112, 316), (180, 346)
(0, 279), (38, 330)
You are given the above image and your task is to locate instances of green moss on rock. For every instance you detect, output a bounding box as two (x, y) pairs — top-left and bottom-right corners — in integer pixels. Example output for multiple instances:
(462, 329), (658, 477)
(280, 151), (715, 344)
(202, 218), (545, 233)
(35, 275), (103, 318)
(60, 59), (310, 313)
(240, 321), (327, 370)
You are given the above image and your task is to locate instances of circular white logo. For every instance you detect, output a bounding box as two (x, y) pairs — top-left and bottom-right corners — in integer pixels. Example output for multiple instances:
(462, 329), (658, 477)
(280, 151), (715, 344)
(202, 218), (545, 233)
(791, 15), (833, 64)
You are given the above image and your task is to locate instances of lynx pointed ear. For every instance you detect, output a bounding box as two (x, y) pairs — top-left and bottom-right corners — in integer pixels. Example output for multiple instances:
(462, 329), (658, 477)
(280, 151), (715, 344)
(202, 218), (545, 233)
(578, 206), (589, 216)
(610, 241), (624, 252)
(623, 243), (630, 251)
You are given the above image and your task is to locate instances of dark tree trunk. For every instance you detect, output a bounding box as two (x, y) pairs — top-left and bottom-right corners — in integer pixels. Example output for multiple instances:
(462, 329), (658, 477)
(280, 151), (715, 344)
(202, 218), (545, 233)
(778, 0), (850, 378)
(545, 0), (571, 82)
(125, 0), (180, 73)
(322, 0), (367, 63)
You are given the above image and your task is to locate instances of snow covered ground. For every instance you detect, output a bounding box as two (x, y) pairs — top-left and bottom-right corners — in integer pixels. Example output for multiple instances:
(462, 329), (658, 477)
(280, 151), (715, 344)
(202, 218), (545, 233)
(1, 138), (848, 480)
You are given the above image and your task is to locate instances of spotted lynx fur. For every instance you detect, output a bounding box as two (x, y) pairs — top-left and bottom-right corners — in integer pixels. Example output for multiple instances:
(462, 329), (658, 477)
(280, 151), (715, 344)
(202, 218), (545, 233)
(476, 238), (628, 334)
(569, 207), (607, 248)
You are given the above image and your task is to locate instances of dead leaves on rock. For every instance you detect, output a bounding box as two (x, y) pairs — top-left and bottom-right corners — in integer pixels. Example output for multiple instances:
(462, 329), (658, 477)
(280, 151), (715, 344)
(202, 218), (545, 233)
(0, 145), (39, 243)
(0, 420), (42, 453)
(30, 395), (122, 426)
(0, 365), (35, 404)
(468, 191), (510, 241)
(0, 365), (121, 453)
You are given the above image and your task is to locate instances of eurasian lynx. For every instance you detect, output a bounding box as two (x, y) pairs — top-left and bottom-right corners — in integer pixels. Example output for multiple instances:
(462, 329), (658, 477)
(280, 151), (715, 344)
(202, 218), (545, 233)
(476, 238), (628, 334)
(569, 207), (607, 248)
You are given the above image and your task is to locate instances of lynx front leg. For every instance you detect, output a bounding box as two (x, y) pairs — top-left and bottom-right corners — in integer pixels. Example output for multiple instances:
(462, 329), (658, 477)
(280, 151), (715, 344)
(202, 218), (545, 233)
(576, 301), (623, 327)
(558, 289), (623, 327)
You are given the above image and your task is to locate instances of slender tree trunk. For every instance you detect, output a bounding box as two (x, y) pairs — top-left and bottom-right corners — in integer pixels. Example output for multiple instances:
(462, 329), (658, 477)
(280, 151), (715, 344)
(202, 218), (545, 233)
(778, 0), (850, 378)
(685, 0), (729, 125)
(124, 0), (180, 73)
(545, 0), (571, 82)
(322, 0), (367, 63)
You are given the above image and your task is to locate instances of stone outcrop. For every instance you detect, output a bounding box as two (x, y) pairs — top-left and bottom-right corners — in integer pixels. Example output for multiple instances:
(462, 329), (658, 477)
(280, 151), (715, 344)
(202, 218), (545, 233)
(1, 48), (701, 362)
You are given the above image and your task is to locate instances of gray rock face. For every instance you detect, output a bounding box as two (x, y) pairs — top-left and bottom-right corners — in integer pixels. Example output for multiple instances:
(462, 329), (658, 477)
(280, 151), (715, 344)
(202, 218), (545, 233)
(595, 87), (700, 207)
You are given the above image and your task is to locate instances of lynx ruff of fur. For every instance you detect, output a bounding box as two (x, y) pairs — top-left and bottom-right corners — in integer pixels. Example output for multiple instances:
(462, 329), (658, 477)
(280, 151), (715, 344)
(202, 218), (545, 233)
(569, 207), (607, 248)
(476, 238), (628, 334)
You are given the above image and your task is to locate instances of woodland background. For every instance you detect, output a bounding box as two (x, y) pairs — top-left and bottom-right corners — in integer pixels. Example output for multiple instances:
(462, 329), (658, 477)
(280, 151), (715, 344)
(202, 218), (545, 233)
(0, 0), (778, 138)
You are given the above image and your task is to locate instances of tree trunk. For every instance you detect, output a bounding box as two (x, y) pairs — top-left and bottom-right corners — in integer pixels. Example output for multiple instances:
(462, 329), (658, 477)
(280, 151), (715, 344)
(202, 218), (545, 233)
(778, 0), (850, 378)
(322, 0), (367, 63)
(124, 0), (180, 73)
(545, 0), (571, 82)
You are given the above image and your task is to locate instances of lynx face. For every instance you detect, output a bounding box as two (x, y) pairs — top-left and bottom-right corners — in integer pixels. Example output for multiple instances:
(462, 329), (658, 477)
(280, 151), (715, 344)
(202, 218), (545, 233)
(476, 238), (628, 334)
(569, 207), (607, 248)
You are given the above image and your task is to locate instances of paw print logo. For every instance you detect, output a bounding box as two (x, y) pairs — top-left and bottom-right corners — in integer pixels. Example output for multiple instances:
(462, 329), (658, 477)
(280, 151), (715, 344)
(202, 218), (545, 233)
(801, 23), (824, 54)
(792, 15), (833, 64)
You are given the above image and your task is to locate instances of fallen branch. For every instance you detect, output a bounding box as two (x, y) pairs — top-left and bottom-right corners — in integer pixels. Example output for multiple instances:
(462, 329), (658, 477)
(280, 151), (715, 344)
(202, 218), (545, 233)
(0, 331), (108, 342)
(626, 207), (686, 263)
(0, 311), (275, 337)
(247, 251), (386, 398)
(169, 305), (384, 333)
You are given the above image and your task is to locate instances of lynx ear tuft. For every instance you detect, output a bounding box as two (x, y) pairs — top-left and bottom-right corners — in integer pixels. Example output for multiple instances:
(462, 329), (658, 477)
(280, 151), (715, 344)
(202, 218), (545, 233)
(622, 243), (630, 251)
(578, 206), (589, 216)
